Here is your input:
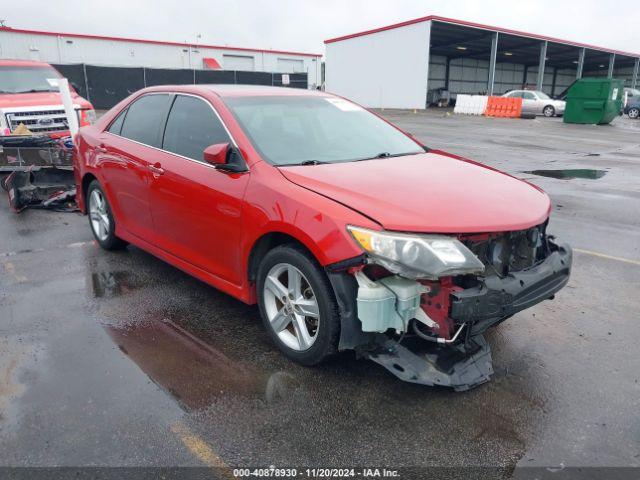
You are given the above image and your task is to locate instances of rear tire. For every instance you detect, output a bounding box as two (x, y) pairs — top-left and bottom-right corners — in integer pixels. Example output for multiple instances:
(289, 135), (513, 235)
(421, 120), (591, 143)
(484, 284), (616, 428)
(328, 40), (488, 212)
(628, 108), (640, 119)
(86, 180), (128, 251)
(257, 244), (340, 366)
(543, 105), (555, 117)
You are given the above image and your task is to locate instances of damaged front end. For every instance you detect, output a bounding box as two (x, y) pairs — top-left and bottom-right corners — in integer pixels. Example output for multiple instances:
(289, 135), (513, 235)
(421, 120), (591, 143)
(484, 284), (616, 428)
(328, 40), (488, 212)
(0, 135), (76, 212)
(326, 222), (572, 391)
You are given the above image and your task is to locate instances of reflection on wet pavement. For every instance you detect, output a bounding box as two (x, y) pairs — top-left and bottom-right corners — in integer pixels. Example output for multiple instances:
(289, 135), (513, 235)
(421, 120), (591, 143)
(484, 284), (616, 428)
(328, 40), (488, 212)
(90, 271), (141, 297)
(104, 319), (297, 410)
(82, 247), (539, 469)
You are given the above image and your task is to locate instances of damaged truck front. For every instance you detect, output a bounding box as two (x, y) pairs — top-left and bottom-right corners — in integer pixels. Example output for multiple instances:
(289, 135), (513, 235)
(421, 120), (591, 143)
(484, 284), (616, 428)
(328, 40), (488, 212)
(326, 222), (571, 391)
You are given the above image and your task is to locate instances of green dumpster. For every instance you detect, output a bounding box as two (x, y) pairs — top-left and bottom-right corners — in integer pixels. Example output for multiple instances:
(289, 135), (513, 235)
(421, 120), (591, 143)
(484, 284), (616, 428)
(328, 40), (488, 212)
(563, 78), (624, 125)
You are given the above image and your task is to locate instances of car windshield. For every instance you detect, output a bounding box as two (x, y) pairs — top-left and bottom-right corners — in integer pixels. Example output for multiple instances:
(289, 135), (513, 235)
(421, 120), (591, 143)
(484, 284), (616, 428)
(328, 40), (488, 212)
(223, 95), (423, 166)
(0, 66), (62, 94)
(536, 91), (551, 100)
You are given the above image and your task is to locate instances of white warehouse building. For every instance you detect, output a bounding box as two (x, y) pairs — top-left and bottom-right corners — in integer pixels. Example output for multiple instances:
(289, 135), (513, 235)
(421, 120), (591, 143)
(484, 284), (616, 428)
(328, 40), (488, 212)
(0, 26), (322, 87)
(325, 15), (640, 109)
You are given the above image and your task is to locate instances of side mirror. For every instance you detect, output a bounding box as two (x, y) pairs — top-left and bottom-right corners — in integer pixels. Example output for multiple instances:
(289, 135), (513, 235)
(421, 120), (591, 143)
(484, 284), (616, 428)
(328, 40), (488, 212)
(203, 143), (247, 173)
(203, 143), (229, 166)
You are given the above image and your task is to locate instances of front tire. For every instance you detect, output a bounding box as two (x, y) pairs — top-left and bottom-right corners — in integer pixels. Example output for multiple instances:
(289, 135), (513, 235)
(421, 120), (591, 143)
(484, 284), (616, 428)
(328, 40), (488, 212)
(257, 244), (340, 366)
(543, 105), (555, 117)
(628, 108), (640, 119)
(86, 180), (127, 250)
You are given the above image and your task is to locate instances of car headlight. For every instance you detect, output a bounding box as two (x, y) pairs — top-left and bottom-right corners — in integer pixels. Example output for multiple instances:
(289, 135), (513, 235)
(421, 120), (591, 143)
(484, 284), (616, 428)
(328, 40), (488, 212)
(347, 225), (485, 279)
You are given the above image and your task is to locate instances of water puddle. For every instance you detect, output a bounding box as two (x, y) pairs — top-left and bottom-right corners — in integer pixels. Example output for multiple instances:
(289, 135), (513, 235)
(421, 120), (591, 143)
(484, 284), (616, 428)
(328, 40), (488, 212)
(104, 319), (297, 410)
(522, 169), (607, 180)
(90, 271), (141, 297)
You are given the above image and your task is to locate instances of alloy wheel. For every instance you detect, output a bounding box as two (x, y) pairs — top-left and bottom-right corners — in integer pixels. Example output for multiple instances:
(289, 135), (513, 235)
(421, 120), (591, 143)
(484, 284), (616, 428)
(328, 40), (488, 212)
(543, 106), (555, 117)
(629, 108), (639, 119)
(263, 263), (320, 351)
(89, 189), (110, 241)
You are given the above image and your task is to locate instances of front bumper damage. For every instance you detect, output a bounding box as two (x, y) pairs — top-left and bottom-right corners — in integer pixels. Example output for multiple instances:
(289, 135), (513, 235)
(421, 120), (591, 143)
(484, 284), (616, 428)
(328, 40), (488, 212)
(451, 243), (572, 335)
(326, 237), (572, 392)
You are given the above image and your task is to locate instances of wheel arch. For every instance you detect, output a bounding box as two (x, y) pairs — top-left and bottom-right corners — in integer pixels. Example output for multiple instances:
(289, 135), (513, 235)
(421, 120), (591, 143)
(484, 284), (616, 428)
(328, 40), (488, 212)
(80, 172), (100, 212)
(247, 231), (319, 285)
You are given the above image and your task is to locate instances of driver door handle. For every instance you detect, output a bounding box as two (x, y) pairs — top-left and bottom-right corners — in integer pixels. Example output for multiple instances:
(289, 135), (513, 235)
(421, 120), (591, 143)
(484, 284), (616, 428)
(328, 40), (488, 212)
(148, 163), (165, 177)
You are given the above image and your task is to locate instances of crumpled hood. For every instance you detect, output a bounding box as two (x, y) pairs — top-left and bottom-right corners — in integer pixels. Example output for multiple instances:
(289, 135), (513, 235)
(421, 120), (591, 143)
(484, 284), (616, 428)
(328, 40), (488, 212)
(279, 151), (550, 234)
(0, 92), (91, 109)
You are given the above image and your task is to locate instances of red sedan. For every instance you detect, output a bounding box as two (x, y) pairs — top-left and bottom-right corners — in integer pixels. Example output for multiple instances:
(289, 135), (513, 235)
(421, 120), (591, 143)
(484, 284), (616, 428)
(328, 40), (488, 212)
(74, 85), (572, 391)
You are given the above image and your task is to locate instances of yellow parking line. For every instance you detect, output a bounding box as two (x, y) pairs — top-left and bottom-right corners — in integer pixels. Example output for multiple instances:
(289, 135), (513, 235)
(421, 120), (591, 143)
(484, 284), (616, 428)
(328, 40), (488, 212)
(171, 421), (232, 473)
(574, 248), (640, 266)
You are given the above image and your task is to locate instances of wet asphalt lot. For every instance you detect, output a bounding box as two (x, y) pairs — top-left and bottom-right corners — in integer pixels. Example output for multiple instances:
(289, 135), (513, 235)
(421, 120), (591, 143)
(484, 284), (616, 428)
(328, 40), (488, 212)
(1, 111), (639, 478)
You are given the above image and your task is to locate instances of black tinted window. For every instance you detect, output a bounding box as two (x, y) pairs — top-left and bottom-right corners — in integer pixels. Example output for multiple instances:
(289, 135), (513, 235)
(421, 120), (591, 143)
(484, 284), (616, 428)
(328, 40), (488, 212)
(163, 95), (230, 161)
(120, 94), (172, 147)
(107, 109), (127, 135)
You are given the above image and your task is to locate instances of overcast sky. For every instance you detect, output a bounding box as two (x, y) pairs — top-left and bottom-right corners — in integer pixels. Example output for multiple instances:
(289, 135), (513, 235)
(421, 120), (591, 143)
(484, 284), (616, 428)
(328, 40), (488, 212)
(2, 0), (638, 56)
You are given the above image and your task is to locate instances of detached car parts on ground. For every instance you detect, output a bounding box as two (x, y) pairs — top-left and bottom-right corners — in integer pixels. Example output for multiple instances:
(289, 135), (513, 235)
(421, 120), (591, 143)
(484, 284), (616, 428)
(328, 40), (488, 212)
(73, 85), (572, 391)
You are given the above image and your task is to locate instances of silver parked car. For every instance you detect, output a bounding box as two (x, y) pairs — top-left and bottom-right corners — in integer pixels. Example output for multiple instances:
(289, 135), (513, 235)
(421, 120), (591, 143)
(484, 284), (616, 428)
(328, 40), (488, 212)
(502, 90), (565, 117)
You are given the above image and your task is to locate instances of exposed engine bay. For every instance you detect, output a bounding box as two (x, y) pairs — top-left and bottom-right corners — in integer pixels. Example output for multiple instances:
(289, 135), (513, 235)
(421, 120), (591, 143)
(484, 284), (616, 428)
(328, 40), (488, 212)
(327, 222), (572, 391)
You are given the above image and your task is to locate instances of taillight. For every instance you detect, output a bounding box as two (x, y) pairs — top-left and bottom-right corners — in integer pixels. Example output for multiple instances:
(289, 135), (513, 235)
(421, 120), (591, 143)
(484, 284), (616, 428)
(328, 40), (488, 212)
(78, 109), (96, 127)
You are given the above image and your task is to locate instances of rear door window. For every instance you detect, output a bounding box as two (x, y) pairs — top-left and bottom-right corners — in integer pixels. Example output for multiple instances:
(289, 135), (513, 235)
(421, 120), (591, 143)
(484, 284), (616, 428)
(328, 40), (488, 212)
(120, 94), (173, 147)
(522, 91), (536, 100)
(162, 95), (231, 162)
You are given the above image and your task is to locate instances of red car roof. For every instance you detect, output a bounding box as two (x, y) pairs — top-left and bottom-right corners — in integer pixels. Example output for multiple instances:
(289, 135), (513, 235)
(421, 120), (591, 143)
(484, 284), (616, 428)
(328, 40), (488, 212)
(141, 84), (327, 98)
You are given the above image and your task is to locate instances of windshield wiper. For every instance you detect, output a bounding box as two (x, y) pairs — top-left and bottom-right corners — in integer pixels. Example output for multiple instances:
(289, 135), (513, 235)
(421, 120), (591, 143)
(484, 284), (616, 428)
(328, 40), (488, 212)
(353, 151), (420, 162)
(297, 160), (328, 166)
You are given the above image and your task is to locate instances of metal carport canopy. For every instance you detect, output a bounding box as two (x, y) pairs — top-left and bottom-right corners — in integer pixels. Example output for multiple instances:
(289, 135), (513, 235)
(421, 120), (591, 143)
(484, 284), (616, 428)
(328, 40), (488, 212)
(325, 15), (640, 95)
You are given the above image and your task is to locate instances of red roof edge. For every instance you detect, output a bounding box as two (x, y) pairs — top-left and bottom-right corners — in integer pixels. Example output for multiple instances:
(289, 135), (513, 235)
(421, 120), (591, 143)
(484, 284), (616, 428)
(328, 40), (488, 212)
(324, 15), (435, 44)
(324, 15), (640, 59)
(0, 26), (323, 58)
